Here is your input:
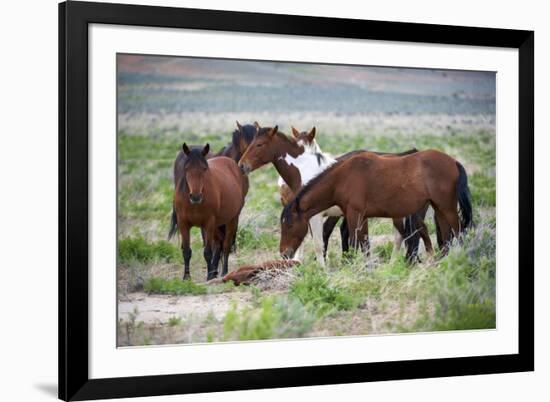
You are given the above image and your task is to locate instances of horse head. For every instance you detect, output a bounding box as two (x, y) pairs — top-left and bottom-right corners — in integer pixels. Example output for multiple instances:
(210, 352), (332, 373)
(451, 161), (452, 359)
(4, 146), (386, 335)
(279, 199), (309, 259)
(182, 143), (210, 204)
(291, 126), (319, 154)
(237, 122), (280, 174)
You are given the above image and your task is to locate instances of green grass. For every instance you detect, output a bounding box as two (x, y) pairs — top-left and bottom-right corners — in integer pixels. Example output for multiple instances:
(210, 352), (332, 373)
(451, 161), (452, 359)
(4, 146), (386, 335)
(143, 277), (207, 295)
(118, 237), (181, 264)
(469, 171), (496, 206)
(117, 126), (497, 344)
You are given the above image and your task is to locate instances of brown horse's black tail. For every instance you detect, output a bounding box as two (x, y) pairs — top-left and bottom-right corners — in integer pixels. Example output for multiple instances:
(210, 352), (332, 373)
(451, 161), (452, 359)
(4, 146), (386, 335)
(456, 161), (473, 232)
(168, 206), (178, 240)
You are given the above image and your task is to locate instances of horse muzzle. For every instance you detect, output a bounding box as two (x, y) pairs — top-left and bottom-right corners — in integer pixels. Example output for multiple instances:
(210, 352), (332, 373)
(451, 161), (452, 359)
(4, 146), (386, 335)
(189, 193), (203, 204)
(239, 163), (251, 175)
(281, 248), (295, 260)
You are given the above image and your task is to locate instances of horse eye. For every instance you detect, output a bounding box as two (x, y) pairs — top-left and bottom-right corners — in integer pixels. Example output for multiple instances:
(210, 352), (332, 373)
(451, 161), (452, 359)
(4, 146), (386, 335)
(256, 143), (262, 147)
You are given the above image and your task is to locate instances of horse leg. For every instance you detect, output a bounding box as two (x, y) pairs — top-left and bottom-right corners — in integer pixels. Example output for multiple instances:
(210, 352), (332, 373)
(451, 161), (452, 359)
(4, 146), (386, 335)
(322, 216), (340, 259)
(340, 218), (350, 255)
(434, 214), (444, 250)
(391, 219), (405, 261)
(203, 222), (217, 281)
(309, 214), (326, 266)
(179, 223), (191, 280)
(434, 209), (452, 255)
(346, 209), (369, 256)
(417, 218), (434, 256)
(211, 227), (224, 277)
(441, 208), (461, 240)
(415, 204), (433, 256)
(221, 217), (239, 277)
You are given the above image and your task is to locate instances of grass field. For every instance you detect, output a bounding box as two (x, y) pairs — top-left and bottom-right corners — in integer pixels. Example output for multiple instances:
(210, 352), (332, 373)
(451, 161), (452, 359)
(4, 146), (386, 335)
(116, 55), (496, 346)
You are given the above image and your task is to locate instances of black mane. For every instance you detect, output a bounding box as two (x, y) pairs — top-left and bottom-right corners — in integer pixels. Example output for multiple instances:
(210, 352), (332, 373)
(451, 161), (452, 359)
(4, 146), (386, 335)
(315, 152), (326, 165)
(216, 124), (256, 161)
(232, 124), (256, 148)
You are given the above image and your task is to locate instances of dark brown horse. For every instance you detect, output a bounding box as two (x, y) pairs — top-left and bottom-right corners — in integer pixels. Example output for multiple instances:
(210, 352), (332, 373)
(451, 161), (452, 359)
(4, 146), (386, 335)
(169, 143), (249, 281)
(280, 150), (472, 260)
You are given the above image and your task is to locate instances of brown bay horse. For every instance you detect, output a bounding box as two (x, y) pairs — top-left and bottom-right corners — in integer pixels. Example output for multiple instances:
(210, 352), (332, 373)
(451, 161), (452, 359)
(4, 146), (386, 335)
(322, 149), (436, 262)
(169, 143), (249, 281)
(169, 122), (256, 278)
(280, 150), (472, 260)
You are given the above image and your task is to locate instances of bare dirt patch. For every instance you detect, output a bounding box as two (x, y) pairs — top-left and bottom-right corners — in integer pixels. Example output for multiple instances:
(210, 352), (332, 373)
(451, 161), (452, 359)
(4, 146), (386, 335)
(118, 291), (253, 324)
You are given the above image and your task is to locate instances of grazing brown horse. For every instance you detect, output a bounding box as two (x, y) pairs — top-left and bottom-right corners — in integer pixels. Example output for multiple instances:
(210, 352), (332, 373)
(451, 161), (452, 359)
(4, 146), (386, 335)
(169, 143), (248, 281)
(322, 150), (436, 262)
(280, 150), (472, 260)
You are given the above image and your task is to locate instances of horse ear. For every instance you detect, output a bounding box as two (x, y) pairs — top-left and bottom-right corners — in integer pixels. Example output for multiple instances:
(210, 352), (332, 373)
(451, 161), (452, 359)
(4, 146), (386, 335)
(269, 125), (278, 137)
(236, 120), (243, 132)
(291, 126), (300, 138)
(253, 121), (261, 130)
(202, 143), (210, 157)
(308, 127), (316, 141)
(182, 143), (191, 155)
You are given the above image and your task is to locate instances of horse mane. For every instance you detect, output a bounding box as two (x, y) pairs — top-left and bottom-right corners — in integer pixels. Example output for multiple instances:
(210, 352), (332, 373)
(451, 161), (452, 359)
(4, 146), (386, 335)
(232, 124), (256, 149)
(315, 152), (326, 165)
(257, 126), (300, 148)
(335, 147), (418, 162)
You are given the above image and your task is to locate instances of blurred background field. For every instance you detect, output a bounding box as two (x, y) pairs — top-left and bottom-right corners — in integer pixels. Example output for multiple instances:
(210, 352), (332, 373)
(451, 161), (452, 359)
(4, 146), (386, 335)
(116, 54), (496, 346)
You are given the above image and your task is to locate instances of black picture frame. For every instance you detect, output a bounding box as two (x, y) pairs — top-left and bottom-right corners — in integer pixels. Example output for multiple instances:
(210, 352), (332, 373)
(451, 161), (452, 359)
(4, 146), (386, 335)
(59, 1), (534, 400)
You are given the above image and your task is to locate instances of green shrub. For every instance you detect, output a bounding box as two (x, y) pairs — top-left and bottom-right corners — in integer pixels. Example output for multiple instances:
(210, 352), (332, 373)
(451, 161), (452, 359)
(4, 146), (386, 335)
(407, 223), (496, 332)
(289, 265), (362, 317)
(236, 226), (278, 250)
(223, 296), (314, 341)
(167, 316), (182, 326)
(143, 277), (207, 295)
(118, 237), (181, 264)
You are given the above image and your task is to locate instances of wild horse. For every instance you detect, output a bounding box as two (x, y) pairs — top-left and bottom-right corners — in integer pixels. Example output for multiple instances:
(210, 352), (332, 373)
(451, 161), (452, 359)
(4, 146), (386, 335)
(279, 150), (472, 260)
(169, 144), (248, 280)
(168, 123), (254, 280)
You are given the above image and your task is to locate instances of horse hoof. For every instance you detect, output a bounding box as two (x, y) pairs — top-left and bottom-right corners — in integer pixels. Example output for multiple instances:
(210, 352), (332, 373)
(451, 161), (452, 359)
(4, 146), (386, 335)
(183, 274), (191, 281)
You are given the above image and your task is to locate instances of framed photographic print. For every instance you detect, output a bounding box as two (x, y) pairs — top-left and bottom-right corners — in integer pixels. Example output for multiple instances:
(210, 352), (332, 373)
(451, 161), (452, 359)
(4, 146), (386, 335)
(59, 1), (534, 400)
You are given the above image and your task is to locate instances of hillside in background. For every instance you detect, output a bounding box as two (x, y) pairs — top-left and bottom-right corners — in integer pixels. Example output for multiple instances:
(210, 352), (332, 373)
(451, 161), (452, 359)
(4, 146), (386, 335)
(117, 54), (495, 116)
